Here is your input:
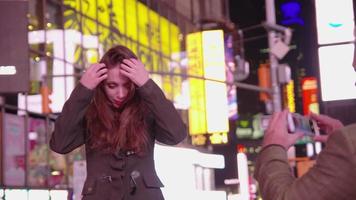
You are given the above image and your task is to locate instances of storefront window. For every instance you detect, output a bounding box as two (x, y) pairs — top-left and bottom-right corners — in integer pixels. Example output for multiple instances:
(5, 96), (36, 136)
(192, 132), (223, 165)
(27, 117), (49, 187)
(2, 113), (25, 187)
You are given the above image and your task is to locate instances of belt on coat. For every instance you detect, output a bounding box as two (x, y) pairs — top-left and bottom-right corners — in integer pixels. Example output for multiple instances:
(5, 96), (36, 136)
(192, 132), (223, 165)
(96, 170), (140, 194)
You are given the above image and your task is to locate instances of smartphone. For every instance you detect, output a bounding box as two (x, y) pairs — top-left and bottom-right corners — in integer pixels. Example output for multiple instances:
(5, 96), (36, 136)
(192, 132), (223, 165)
(288, 113), (319, 136)
(260, 113), (319, 136)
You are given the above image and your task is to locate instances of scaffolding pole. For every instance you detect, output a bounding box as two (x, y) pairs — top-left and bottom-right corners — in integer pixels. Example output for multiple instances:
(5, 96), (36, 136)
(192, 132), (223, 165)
(265, 0), (282, 112)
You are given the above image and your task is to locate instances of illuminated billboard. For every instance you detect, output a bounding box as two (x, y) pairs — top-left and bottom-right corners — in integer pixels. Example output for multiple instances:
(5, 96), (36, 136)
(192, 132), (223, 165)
(318, 44), (356, 101)
(187, 30), (229, 136)
(302, 77), (319, 114)
(20, 0), (183, 114)
(186, 32), (207, 135)
(315, 0), (355, 45)
(315, 0), (356, 101)
(202, 30), (229, 134)
(64, 0), (183, 105)
(285, 80), (296, 113)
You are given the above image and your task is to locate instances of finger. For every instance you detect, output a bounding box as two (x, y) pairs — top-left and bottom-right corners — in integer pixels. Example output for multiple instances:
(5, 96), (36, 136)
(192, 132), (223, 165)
(86, 64), (96, 73)
(120, 63), (134, 73)
(129, 58), (139, 66)
(87, 63), (102, 74)
(97, 67), (108, 77)
(292, 132), (304, 141)
(309, 112), (317, 117)
(97, 74), (108, 82)
(277, 110), (290, 131)
(309, 113), (322, 122)
(272, 110), (288, 126)
(268, 111), (282, 129)
(90, 63), (106, 72)
(317, 124), (328, 130)
(96, 63), (106, 71)
(312, 114), (343, 130)
(122, 59), (136, 68)
(313, 135), (328, 143)
(280, 109), (289, 125)
(310, 113), (331, 123)
(120, 69), (132, 78)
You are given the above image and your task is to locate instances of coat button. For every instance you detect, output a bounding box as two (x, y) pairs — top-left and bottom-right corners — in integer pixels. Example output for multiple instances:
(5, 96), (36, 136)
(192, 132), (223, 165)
(88, 187), (93, 192)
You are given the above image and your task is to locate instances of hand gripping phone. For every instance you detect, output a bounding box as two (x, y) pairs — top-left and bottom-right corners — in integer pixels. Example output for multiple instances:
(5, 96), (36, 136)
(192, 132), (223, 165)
(287, 113), (319, 136)
(260, 113), (319, 136)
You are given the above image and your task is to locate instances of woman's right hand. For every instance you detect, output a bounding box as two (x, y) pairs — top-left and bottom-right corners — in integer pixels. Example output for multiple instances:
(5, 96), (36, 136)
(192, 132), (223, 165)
(80, 63), (108, 90)
(309, 113), (343, 143)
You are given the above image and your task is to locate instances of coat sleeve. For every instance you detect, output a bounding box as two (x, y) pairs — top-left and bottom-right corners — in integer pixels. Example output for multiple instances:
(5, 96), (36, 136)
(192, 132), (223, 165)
(137, 79), (187, 145)
(49, 83), (94, 154)
(254, 127), (356, 200)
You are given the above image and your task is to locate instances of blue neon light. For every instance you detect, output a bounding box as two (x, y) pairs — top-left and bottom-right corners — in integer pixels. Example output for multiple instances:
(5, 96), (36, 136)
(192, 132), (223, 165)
(280, 1), (305, 26)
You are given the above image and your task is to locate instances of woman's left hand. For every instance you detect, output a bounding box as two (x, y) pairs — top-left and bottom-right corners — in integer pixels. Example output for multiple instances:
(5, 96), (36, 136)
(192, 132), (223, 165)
(120, 58), (149, 87)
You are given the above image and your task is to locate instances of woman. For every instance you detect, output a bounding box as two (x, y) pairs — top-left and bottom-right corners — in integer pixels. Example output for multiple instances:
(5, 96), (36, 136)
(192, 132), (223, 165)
(50, 45), (187, 200)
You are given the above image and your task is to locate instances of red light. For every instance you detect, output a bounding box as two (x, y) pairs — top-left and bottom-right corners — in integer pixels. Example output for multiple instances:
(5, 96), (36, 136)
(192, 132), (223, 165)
(237, 144), (246, 153)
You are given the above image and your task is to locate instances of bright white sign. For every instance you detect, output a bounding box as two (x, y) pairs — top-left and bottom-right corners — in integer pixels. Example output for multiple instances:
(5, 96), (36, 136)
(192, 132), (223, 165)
(318, 44), (356, 101)
(202, 30), (229, 133)
(315, 0), (355, 45)
(0, 66), (17, 75)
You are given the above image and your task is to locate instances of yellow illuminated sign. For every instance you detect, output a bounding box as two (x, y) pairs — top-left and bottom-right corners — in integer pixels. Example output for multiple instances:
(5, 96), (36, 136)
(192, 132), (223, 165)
(63, 0), (182, 102)
(209, 133), (228, 144)
(286, 80), (296, 113)
(186, 30), (229, 136)
(191, 135), (207, 146)
(187, 32), (207, 135)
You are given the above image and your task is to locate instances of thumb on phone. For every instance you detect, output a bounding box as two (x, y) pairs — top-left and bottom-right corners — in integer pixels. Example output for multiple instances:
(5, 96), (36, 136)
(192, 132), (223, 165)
(313, 135), (328, 143)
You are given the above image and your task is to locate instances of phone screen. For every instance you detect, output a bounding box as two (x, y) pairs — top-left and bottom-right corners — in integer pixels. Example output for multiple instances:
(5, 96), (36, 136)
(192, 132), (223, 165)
(292, 114), (316, 135)
(260, 113), (319, 136)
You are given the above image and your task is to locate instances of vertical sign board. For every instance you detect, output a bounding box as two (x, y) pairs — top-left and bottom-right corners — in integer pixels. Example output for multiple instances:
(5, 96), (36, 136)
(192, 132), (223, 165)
(224, 34), (238, 120)
(285, 80), (296, 113)
(315, 0), (354, 45)
(315, 0), (356, 101)
(186, 32), (207, 135)
(302, 77), (319, 114)
(186, 30), (229, 140)
(0, 0), (29, 93)
(202, 30), (229, 134)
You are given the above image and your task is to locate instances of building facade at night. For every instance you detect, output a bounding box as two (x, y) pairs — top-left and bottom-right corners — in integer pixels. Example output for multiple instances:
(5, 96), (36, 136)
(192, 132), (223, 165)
(0, 0), (235, 199)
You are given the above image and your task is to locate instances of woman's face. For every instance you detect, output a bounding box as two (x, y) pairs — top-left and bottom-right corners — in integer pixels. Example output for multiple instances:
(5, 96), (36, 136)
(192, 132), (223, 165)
(103, 65), (131, 108)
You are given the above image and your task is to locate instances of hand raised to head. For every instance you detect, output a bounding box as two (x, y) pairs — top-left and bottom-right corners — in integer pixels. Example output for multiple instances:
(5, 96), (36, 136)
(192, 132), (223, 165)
(80, 63), (108, 90)
(119, 59), (149, 87)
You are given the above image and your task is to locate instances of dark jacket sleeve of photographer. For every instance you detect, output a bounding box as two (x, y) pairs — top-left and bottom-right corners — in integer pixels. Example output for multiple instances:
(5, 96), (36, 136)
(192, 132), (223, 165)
(254, 124), (356, 200)
(137, 79), (187, 145)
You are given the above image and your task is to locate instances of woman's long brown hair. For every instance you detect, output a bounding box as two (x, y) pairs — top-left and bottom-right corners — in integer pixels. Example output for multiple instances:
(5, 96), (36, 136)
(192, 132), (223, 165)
(85, 45), (148, 154)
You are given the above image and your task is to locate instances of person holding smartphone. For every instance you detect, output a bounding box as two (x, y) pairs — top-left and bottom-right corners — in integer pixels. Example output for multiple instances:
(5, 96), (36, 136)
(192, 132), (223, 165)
(254, 109), (356, 200)
(50, 45), (187, 200)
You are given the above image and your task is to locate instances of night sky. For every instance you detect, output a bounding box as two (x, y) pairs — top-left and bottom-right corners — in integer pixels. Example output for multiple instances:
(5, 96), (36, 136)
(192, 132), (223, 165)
(227, 0), (319, 115)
